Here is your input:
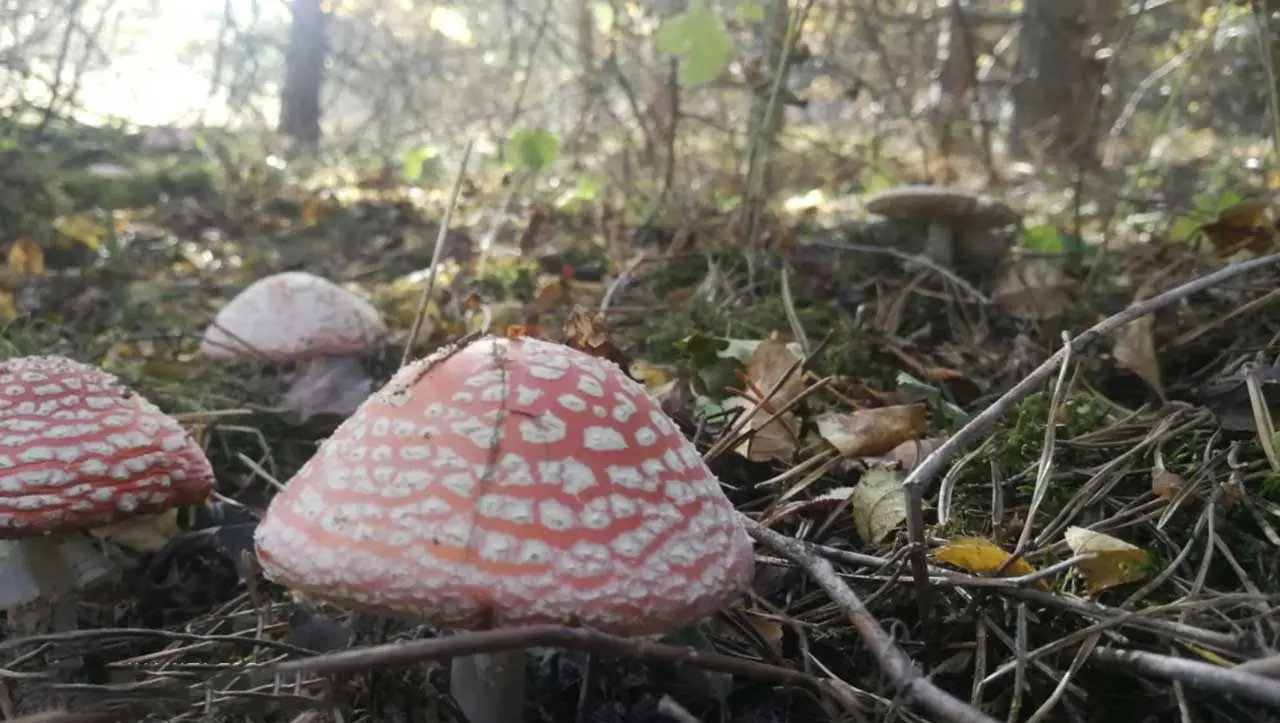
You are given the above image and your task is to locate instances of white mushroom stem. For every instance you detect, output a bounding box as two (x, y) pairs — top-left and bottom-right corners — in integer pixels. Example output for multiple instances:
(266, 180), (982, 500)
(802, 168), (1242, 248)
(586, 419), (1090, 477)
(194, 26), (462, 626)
(0, 536), (118, 632)
(922, 221), (956, 267)
(282, 356), (377, 425)
(450, 650), (527, 723)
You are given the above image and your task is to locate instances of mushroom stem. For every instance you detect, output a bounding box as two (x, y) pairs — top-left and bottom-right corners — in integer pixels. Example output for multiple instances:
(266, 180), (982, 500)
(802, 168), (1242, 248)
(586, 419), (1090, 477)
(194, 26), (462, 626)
(282, 355), (376, 424)
(450, 650), (527, 723)
(0, 536), (117, 634)
(922, 222), (955, 267)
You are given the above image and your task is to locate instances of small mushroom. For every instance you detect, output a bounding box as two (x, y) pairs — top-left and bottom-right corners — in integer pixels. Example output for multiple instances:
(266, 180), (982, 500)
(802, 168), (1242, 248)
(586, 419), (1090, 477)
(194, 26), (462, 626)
(254, 335), (756, 723)
(0, 356), (216, 625)
(200, 271), (388, 422)
(864, 185), (1020, 269)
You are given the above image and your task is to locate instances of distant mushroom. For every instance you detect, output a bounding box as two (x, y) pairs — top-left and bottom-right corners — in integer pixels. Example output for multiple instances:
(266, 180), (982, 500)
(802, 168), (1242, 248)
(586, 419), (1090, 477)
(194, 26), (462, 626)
(864, 185), (1020, 270)
(0, 356), (216, 626)
(200, 270), (388, 423)
(254, 335), (755, 723)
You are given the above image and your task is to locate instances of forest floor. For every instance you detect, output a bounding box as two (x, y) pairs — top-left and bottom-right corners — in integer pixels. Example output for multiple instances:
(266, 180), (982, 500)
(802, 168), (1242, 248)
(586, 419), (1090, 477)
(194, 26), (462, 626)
(1, 125), (1279, 723)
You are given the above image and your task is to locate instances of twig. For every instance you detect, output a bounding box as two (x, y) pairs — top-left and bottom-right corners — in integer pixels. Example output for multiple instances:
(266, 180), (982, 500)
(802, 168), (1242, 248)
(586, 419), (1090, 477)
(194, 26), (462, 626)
(898, 252), (1280, 633)
(745, 519), (999, 723)
(401, 139), (476, 368)
(271, 624), (865, 714)
(804, 238), (993, 305)
(1093, 646), (1280, 709)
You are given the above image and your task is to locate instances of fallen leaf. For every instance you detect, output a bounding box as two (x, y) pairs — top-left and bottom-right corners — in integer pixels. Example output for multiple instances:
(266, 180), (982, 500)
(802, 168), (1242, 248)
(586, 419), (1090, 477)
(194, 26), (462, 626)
(886, 436), (945, 472)
(1113, 313), (1162, 396)
(933, 536), (1048, 590)
(743, 335), (806, 408)
(725, 395), (800, 462)
(850, 468), (907, 543)
(816, 404), (928, 458)
(992, 257), (1071, 321)
(564, 306), (631, 372)
(0, 292), (16, 323)
(91, 509), (181, 553)
(1063, 526), (1151, 595)
(630, 360), (676, 392)
(1151, 469), (1185, 500)
(1199, 200), (1276, 256)
(744, 613), (784, 652)
(7, 238), (44, 276)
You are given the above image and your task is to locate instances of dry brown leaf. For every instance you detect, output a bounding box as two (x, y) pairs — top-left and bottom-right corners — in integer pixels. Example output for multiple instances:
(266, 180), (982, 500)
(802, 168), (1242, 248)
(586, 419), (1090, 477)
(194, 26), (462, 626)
(992, 257), (1071, 321)
(816, 404), (928, 458)
(1063, 526), (1151, 595)
(726, 396), (800, 462)
(887, 436), (945, 472)
(744, 336), (806, 408)
(933, 536), (1049, 590)
(850, 468), (907, 543)
(1151, 469), (1185, 500)
(1113, 314), (1163, 396)
(744, 614), (784, 652)
(1199, 200), (1277, 256)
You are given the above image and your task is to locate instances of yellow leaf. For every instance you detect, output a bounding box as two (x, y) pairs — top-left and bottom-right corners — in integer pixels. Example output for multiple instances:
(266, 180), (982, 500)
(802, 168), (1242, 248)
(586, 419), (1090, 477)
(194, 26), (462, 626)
(933, 536), (1049, 590)
(56, 214), (106, 250)
(0, 291), (16, 322)
(7, 238), (44, 276)
(90, 509), (181, 553)
(629, 360), (675, 392)
(1063, 526), (1151, 595)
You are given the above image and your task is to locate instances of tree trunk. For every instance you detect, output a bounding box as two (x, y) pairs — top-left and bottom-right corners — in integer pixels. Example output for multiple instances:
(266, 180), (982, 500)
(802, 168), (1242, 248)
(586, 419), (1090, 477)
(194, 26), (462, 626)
(279, 0), (327, 147)
(1010, 0), (1117, 167)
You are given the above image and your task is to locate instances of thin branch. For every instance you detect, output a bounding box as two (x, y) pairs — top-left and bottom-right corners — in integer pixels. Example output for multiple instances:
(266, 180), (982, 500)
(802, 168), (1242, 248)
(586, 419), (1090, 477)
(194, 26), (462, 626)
(746, 519), (999, 723)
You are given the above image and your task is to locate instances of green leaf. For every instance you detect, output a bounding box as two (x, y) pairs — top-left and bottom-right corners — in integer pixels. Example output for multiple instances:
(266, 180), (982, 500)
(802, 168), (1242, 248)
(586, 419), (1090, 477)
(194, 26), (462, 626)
(739, 2), (765, 23)
(655, 1), (733, 88)
(1168, 216), (1203, 244)
(1021, 224), (1065, 253)
(401, 146), (437, 182)
(507, 128), (559, 173)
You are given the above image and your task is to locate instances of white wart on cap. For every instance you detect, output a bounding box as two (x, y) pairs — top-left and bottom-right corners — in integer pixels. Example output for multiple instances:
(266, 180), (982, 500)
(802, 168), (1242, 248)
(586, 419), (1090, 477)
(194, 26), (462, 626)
(200, 271), (387, 363)
(254, 334), (755, 635)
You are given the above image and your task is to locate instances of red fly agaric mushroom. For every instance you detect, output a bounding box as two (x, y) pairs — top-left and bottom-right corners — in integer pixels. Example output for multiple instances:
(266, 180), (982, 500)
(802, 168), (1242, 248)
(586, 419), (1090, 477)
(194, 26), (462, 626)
(254, 334), (755, 723)
(0, 356), (216, 620)
(200, 270), (388, 422)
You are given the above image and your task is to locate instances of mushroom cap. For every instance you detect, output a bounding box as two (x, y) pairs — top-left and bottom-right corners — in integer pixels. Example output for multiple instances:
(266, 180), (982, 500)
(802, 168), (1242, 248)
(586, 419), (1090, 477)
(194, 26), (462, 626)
(200, 271), (387, 363)
(0, 356), (216, 538)
(865, 185), (1020, 226)
(254, 335), (755, 635)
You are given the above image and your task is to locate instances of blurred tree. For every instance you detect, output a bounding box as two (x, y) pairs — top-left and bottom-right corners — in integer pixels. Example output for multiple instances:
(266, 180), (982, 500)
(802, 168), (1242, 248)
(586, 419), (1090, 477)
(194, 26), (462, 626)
(1011, 0), (1118, 168)
(279, 0), (327, 147)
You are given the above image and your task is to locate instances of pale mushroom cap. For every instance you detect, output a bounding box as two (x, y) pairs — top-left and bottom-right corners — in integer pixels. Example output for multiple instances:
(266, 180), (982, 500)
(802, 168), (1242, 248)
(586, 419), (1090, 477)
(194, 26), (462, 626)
(254, 335), (755, 635)
(200, 271), (388, 363)
(865, 185), (1020, 226)
(0, 356), (216, 538)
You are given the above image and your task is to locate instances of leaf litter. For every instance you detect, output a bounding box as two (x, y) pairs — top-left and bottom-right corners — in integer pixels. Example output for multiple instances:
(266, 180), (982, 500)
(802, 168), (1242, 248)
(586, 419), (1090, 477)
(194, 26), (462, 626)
(0, 116), (1278, 723)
